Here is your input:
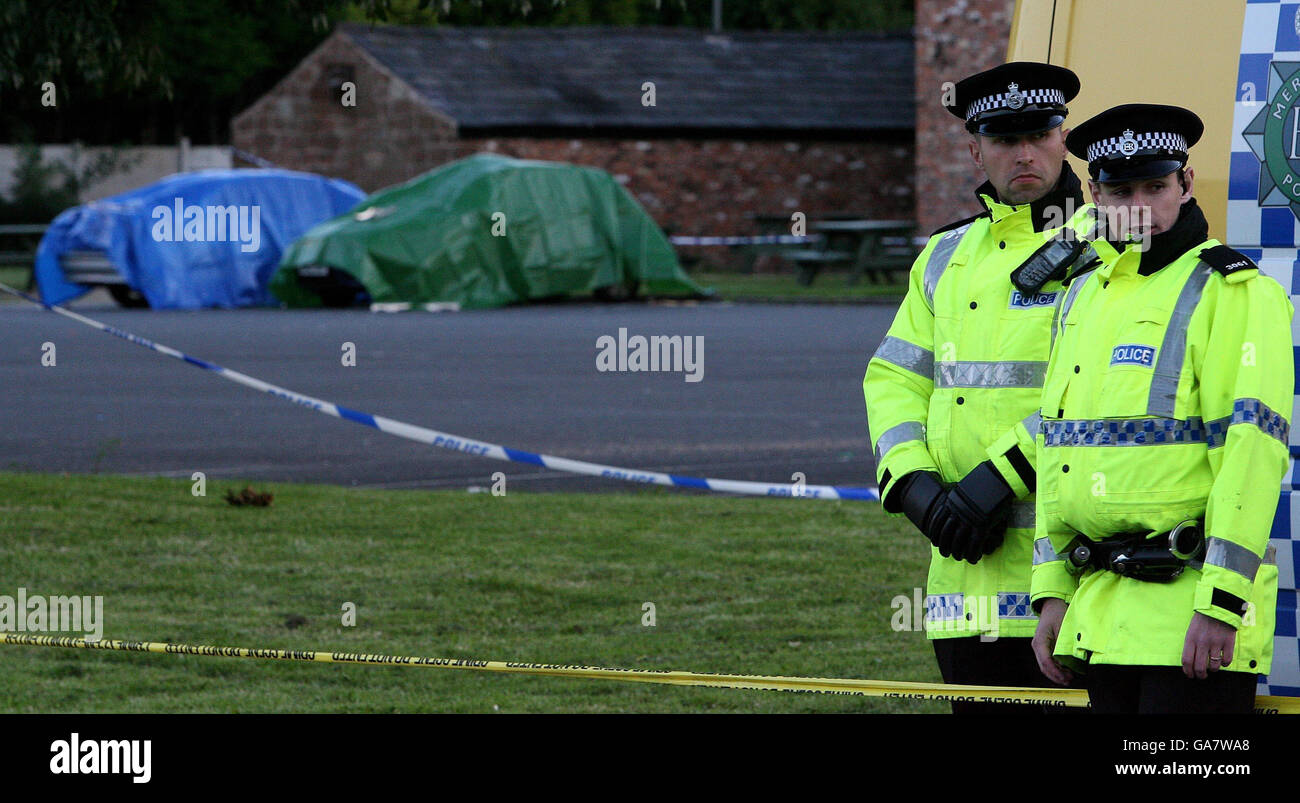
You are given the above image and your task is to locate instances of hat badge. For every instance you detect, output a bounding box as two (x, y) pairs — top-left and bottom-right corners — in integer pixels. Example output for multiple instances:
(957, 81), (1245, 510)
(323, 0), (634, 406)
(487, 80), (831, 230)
(1005, 82), (1025, 110)
(1118, 129), (1139, 157)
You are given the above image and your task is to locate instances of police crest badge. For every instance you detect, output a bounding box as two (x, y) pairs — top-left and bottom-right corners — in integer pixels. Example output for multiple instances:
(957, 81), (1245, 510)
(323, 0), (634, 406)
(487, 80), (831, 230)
(1005, 82), (1024, 110)
(1118, 129), (1139, 157)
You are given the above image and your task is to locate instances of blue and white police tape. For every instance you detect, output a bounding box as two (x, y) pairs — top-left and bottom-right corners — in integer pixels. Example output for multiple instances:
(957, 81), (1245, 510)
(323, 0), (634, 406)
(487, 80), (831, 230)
(0, 282), (878, 501)
(668, 234), (822, 246)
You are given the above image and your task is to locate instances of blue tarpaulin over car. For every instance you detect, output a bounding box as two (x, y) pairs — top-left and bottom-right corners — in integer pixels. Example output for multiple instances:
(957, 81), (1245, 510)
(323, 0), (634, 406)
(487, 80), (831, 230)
(34, 169), (365, 309)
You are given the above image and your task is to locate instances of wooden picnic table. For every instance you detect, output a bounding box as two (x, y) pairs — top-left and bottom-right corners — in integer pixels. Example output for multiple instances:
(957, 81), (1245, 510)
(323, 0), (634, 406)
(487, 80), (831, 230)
(783, 218), (916, 286)
(731, 213), (809, 273)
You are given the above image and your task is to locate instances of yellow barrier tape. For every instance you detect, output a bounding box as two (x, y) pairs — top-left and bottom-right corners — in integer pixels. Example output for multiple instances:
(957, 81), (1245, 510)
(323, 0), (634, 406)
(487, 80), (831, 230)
(2, 633), (1296, 713)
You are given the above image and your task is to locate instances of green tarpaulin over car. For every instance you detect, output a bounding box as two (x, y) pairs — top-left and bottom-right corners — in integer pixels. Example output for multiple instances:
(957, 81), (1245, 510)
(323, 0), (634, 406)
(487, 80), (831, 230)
(271, 154), (707, 309)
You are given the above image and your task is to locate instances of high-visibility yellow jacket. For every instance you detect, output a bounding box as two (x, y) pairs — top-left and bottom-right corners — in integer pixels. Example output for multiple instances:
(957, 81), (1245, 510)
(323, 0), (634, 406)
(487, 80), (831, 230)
(865, 166), (1093, 639)
(1031, 211), (1293, 673)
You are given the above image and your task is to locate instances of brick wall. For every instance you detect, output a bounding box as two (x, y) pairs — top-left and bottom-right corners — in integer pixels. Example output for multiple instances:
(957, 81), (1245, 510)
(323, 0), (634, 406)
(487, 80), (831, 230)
(232, 30), (914, 267)
(232, 32), (463, 192)
(914, 0), (1016, 235)
(461, 135), (912, 231)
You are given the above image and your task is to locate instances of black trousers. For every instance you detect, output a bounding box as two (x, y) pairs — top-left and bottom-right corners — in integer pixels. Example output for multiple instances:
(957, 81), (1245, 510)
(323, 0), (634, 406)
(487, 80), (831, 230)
(931, 636), (1065, 714)
(1084, 665), (1258, 714)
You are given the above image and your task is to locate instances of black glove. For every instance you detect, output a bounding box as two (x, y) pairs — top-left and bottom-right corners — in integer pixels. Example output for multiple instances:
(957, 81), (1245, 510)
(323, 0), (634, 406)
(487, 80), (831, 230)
(893, 471), (946, 538)
(943, 460), (1016, 563)
(931, 499), (983, 562)
(893, 471), (980, 558)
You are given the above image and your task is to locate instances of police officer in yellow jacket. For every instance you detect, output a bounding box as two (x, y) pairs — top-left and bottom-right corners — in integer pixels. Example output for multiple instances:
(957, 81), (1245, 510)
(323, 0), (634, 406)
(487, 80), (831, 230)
(865, 63), (1094, 712)
(1030, 104), (1293, 713)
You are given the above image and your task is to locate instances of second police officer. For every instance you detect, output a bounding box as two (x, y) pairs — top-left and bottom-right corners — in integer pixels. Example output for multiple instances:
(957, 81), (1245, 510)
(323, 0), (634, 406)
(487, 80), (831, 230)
(865, 63), (1095, 712)
(1030, 104), (1293, 713)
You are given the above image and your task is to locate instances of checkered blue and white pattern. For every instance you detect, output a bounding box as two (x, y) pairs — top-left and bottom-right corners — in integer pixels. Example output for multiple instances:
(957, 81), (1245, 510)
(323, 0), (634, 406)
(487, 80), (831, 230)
(1084, 131), (1189, 163)
(1042, 417), (1210, 447)
(965, 88), (1065, 120)
(997, 592), (1035, 619)
(1229, 0), (1300, 697)
(925, 593), (965, 623)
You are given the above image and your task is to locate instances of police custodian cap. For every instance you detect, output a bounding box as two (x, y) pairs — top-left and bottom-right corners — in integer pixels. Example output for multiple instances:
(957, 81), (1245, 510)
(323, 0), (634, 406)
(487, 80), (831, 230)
(949, 62), (1080, 136)
(1066, 103), (1204, 182)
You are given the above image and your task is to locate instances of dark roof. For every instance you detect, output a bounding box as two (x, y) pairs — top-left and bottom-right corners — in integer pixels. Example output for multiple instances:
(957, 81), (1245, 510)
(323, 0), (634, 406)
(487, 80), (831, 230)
(340, 23), (913, 133)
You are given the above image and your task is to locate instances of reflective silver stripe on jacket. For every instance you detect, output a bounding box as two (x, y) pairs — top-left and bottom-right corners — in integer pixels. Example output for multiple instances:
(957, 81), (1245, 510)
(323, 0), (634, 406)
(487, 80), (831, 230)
(1204, 398), (1291, 449)
(1058, 266), (1095, 328)
(935, 361), (1047, 389)
(1202, 537), (1263, 582)
(1042, 416), (1209, 446)
(1052, 245), (1099, 350)
(1021, 410), (1043, 438)
(1032, 537), (1059, 565)
(1008, 502), (1035, 530)
(1050, 289), (1065, 350)
(872, 336), (935, 380)
(1190, 543), (1276, 573)
(1147, 263), (1214, 417)
(923, 223), (974, 309)
(873, 420), (926, 462)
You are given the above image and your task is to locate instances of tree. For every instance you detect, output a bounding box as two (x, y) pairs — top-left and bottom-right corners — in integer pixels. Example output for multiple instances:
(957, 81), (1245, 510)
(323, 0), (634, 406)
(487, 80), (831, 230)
(0, 0), (913, 144)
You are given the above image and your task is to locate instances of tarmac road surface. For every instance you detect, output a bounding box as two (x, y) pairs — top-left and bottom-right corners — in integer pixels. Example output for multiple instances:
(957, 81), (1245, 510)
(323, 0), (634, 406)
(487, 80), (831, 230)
(1, 295), (898, 496)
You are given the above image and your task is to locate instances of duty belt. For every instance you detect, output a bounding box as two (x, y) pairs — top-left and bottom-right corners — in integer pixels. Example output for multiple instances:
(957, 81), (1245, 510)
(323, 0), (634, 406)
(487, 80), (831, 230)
(1065, 520), (1205, 582)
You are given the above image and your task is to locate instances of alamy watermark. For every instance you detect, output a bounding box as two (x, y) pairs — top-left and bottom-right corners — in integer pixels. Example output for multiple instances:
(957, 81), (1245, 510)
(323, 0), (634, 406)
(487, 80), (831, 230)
(50, 733), (151, 784)
(0, 588), (103, 641)
(1040, 200), (1153, 253)
(596, 327), (703, 383)
(151, 198), (261, 253)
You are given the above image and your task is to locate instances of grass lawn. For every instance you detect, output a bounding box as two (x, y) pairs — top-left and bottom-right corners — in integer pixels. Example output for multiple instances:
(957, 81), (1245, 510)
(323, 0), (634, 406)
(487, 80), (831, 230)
(0, 472), (943, 713)
(689, 271), (906, 302)
(0, 266), (33, 297)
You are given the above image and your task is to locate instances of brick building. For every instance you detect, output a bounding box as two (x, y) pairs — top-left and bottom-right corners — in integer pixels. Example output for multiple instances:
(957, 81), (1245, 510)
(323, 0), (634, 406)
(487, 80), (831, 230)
(913, 0), (1019, 235)
(231, 24), (914, 250)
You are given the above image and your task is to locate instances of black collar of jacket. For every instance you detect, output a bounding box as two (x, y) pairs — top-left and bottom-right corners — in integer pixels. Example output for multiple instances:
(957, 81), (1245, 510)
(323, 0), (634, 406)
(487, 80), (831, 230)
(1105, 197), (1209, 276)
(974, 162), (1084, 233)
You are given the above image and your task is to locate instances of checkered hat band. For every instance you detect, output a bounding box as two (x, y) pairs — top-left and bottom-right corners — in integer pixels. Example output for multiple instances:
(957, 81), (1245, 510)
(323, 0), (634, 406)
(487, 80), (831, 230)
(965, 88), (1066, 120)
(1087, 131), (1188, 162)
